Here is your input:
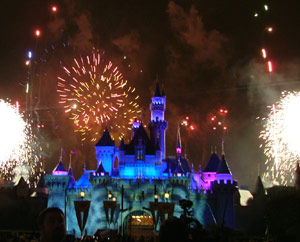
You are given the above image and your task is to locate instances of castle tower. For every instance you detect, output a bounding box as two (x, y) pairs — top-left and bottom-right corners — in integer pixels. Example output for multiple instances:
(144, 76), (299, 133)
(210, 153), (237, 229)
(95, 128), (116, 175)
(45, 159), (70, 214)
(148, 82), (168, 159)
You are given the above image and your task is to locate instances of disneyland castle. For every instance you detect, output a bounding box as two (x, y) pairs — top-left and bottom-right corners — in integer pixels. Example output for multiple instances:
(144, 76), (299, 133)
(45, 83), (238, 237)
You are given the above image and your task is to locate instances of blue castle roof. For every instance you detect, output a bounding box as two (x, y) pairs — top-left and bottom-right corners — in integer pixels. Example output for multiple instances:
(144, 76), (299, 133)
(95, 128), (115, 146)
(68, 167), (76, 188)
(123, 125), (156, 155)
(95, 161), (108, 175)
(164, 157), (191, 174)
(53, 161), (67, 172)
(217, 155), (231, 174)
(203, 153), (220, 172)
(73, 171), (92, 189)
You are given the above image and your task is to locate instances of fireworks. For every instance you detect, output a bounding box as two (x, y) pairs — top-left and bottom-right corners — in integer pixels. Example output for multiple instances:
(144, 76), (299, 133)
(57, 50), (141, 142)
(210, 108), (228, 132)
(253, 2), (275, 73)
(0, 100), (42, 186)
(260, 91), (300, 186)
(180, 116), (196, 131)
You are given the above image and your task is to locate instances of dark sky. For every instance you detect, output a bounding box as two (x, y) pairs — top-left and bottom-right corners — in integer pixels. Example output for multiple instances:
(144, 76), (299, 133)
(1, 0), (300, 190)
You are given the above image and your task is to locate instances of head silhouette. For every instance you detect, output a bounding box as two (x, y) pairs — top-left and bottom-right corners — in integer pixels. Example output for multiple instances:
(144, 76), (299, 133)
(38, 207), (66, 242)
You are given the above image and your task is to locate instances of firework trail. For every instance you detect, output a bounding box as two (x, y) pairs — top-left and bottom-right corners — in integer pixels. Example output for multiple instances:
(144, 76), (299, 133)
(57, 50), (141, 142)
(0, 100), (43, 186)
(253, 2), (274, 73)
(260, 91), (300, 186)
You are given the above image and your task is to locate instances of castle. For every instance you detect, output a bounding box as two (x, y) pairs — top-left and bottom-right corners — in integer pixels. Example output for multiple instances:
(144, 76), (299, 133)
(45, 83), (238, 237)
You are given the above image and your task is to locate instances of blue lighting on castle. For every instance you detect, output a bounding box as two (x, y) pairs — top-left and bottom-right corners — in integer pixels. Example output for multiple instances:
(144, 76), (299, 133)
(44, 83), (238, 237)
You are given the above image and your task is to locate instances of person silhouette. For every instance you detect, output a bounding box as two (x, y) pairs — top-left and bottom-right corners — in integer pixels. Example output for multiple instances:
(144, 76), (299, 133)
(38, 207), (66, 242)
(158, 217), (190, 242)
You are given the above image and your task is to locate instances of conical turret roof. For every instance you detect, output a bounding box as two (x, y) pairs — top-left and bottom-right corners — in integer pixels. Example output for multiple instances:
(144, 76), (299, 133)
(95, 161), (108, 175)
(203, 153), (220, 172)
(68, 166), (73, 177)
(217, 155), (231, 174)
(154, 82), (161, 97)
(127, 124), (156, 155)
(174, 163), (185, 173)
(16, 176), (27, 187)
(53, 161), (67, 172)
(253, 176), (265, 197)
(95, 128), (115, 146)
(67, 162), (76, 188)
(37, 172), (46, 188)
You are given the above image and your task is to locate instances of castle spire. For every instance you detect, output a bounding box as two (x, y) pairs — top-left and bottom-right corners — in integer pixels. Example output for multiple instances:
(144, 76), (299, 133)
(59, 147), (64, 162)
(148, 82), (168, 159)
(95, 128), (115, 146)
(176, 125), (182, 156)
(253, 175), (265, 197)
(69, 153), (72, 170)
(221, 139), (225, 155)
(154, 82), (161, 97)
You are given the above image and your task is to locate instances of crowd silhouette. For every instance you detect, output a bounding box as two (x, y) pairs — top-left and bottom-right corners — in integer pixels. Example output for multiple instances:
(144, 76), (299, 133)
(0, 206), (270, 242)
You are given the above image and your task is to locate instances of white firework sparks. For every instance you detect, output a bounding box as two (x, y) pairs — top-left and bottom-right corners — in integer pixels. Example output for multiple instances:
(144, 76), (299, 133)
(0, 100), (42, 186)
(260, 91), (300, 186)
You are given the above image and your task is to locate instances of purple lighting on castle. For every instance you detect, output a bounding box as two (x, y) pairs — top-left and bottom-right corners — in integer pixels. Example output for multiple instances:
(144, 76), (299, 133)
(52, 170), (68, 175)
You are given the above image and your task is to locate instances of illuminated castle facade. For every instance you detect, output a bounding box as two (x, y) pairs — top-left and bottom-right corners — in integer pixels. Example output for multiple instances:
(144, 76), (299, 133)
(45, 83), (238, 237)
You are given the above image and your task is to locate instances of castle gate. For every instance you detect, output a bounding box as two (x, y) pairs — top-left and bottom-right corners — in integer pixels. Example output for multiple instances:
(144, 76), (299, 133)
(123, 210), (154, 238)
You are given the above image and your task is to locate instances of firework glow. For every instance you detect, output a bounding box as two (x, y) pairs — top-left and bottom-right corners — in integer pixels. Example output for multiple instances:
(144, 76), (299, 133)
(260, 91), (300, 186)
(210, 108), (228, 132)
(0, 100), (42, 186)
(57, 50), (141, 142)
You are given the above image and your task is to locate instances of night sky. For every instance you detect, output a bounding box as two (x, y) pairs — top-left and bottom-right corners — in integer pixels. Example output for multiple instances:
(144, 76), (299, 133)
(1, 0), (300, 189)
